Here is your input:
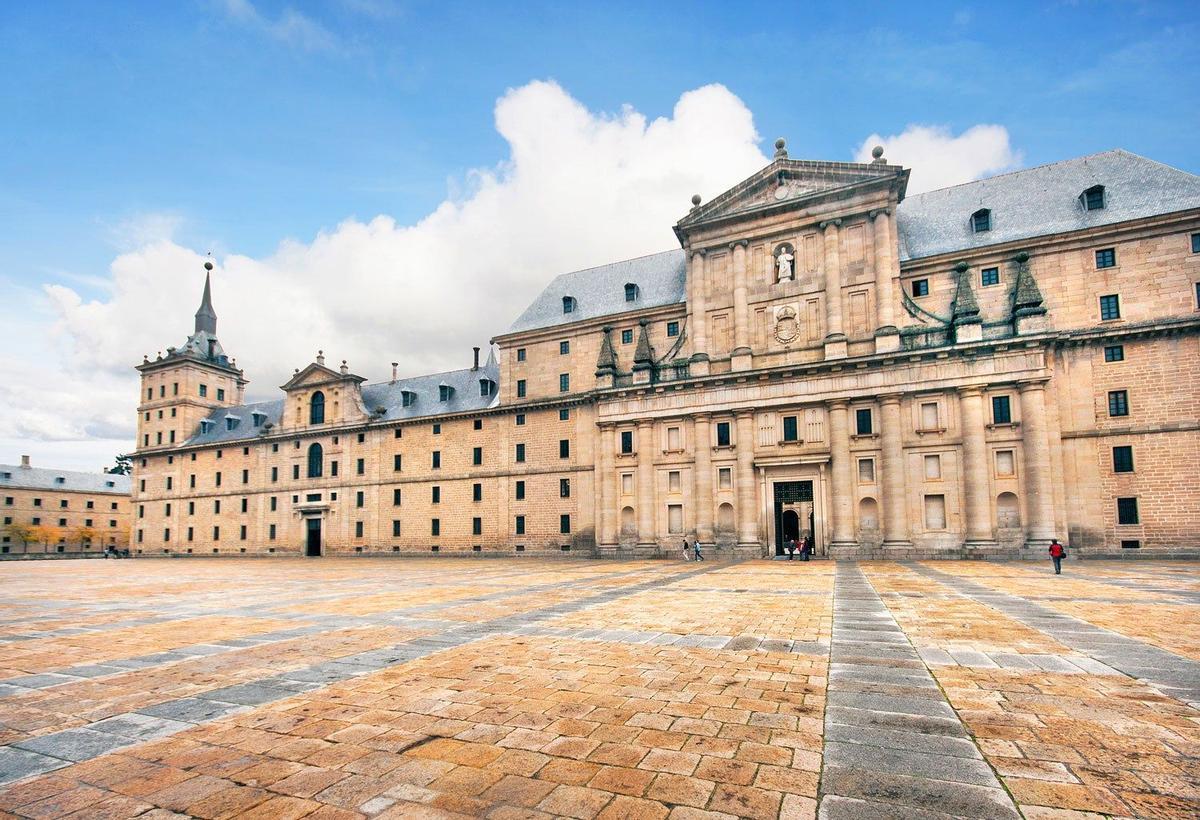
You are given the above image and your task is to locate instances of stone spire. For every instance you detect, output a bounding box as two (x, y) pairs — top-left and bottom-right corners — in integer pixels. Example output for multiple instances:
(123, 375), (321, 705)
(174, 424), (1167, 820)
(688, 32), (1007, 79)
(633, 319), (654, 368)
(194, 260), (218, 336)
(1011, 252), (1046, 316)
(595, 326), (617, 375)
(951, 261), (981, 326)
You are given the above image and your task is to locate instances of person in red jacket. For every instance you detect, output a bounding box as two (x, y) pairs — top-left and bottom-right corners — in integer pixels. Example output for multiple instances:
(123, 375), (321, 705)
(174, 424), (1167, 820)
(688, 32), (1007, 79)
(1048, 539), (1066, 574)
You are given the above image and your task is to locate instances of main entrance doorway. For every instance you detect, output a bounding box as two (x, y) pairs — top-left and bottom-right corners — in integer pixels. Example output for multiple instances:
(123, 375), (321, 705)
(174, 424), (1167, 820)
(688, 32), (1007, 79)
(773, 480), (815, 556)
(305, 518), (322, 557)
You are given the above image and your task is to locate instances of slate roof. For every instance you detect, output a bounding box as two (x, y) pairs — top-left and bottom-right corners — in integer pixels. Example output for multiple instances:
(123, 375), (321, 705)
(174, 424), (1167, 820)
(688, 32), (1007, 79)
(506, 250), (687, 334)
(0, 465), (130, 495)
(183, 361), (501, 447)
(895, 150), (1200, 261)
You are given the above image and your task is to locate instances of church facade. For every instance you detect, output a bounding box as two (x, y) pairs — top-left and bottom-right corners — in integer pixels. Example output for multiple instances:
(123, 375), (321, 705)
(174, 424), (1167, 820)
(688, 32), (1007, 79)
(131, 145), (1200, 559)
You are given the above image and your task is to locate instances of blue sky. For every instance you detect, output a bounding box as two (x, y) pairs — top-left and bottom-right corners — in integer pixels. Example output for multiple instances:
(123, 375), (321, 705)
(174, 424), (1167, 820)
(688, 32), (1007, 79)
(1, 0), (1198, 471)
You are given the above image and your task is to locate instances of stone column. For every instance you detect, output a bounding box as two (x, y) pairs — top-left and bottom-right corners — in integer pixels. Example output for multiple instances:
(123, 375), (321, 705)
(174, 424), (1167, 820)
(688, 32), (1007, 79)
(598, 423), (618, 553)
(871, 208), (900, 353)
(734, 410), (759, 552)
(879, 394), (910, 549)
(692, 413), (714, 546)
(827, 400), (856, 552)
(1018, 381), (1056, 547)
(821, 219), (847, 359)
(636, 420), (656, 554)
(959, 386), (995, 550)
(730, 240), (752, 371)
(689, 249), (710, 376)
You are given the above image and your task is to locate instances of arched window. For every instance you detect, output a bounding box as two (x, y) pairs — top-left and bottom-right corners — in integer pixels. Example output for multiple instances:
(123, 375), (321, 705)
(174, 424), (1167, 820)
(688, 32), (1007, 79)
(717, 503), (736, 532)
(971, 208), (991, 233)
(307, 443), (323, 478)
(620, 506), (636, 535)
(1080, 185), (1105, 211)
(310, 391), (325, 424)
(858, 497), (879, 530)
(624, 283), (639, 302)
(997, 492), (1020, 528)
(562, 296), (576, 314)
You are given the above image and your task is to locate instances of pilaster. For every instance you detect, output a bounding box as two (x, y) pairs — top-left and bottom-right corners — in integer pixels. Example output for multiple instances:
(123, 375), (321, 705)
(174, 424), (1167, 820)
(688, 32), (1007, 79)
(879, 393), (911, 550)
(692, 413), (715, 547)
(827, 399), (856, 552)
(820, 219), (847, 360)
(689, 249), (710, 376)
(870, 208), (900, 353)
(734, 410), (759, 554)
(959, 386), (996, 552)
(730, 240), (753, 371)
(1018, 380), (1056, 548)
(635, 419), (657, 555)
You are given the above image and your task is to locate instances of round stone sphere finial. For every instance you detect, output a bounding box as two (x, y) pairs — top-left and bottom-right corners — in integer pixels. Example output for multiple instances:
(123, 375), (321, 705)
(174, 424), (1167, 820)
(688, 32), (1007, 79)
(204, 260), (214, 272)
(872, 145), (885, 160)
(775, 138), (786, 150)
(691, 194), (702, 207)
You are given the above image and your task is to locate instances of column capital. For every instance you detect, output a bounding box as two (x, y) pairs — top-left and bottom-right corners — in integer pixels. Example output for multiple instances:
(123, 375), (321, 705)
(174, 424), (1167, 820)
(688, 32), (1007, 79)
(826, 398), (850, 411)
(596, 421), (618, 430)
(957, 384), (987, 398)
(868, 207), (892, 220)
(819, 218), (843, 231)
(636, 418), (655, 430)
(692, 247), (707, 258)
(733, 408), (755, 420)
(689, 412), (712, 423)
(728, 239), (749, 251)
(1016, 378), (1050, 393)
(878, 392), (903, 405)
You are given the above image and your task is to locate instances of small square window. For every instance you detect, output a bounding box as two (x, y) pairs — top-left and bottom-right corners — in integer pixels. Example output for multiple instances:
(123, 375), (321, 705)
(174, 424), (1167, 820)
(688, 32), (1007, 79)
(432, 423), (441, 434)
(995, 450), (1015, 477)
(1116, 497), (1139, 525)
(621, 329), (633, 345)
(1095, 248), (1116, 269)
(1107, 390), (1129, 417)
(516, 348), (526, 362)
(559, 408), (570, 421)
(1121, 539), (1140, 549)
(473, 418), (482, 430)
(991, 395), (1012, 425)
(1103, 345), (1124, 362)
(980, 267), (1000, 287)
(666, 321), (679, 337)
(912, 279), (929, 298)
(1112, 446), (1134, 473)
(559, 340), (569, 355)
(858, 458), (875, 483)
(516, 413), (526, 426)
(1099, 294), (1120, 320)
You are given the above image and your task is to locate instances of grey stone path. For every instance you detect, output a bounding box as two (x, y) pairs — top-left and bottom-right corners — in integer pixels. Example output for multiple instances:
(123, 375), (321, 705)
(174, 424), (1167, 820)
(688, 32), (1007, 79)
(910, 563), (1200, 706)
(817, 563), (1020, 820)
(1, 562), (730, 786)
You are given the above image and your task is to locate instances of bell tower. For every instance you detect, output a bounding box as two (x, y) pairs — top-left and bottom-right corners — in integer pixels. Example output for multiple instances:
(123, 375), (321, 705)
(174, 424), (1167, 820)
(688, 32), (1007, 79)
(134, 259), (247, 452)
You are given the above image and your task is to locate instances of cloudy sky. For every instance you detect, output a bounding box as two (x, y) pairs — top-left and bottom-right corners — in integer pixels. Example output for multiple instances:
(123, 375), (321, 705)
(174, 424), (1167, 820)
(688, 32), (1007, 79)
(2, 0), (1198, 471)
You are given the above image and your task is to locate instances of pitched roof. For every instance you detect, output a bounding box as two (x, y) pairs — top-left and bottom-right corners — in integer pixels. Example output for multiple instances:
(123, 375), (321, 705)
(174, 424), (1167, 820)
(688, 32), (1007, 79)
(0, 464), (130, 495)
(895, 150), (1200, 261)
(505, 250), (686, 335)
(183, 360), (501, 446)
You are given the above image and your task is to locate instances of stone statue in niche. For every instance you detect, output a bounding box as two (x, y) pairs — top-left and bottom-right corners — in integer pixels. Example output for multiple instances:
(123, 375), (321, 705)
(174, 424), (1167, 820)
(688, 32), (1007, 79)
(774, 244), (795, 282)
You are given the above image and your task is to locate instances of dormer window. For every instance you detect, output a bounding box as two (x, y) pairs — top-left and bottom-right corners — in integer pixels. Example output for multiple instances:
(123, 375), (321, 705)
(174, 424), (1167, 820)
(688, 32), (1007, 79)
(225, 416), (240, 432)
(200, 420), (214, 434)
(562, 296), (576, 314)
(55, 477), (65, 484)
(401, 390), (416, 407)
(1081, 185), (1105, 211)
(624, 283), (639, 302)
(971, 208), (991, 233)
(252, 412), (266, 426)
(1, 472), (10, 479)
(310, 391), (325, 424)
(480, 379), (495, 397)
(439, 384), (453, 402)
(105, 481), (115, 488)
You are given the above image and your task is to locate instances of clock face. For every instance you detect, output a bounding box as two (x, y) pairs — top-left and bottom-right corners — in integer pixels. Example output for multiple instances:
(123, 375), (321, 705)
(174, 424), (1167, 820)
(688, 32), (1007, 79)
(774, 185), (789, 201)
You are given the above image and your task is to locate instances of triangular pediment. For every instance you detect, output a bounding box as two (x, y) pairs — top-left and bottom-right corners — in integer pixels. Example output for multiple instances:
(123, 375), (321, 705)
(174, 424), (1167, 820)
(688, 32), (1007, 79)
(677, 158), (908, 231)
(281, 361), (366, 391)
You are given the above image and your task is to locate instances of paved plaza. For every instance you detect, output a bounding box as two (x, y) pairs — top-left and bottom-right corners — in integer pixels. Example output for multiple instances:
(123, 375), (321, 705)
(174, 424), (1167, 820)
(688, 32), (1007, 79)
(0, 559), (1197, 819)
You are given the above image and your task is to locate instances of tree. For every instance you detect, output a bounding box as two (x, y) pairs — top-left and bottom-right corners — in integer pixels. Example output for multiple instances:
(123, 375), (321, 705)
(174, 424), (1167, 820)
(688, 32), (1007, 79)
(68, 526), (97, 550)
(106, 454), (132, 476)
(30, 524), (62, 552)
(4, 522), (35, 551)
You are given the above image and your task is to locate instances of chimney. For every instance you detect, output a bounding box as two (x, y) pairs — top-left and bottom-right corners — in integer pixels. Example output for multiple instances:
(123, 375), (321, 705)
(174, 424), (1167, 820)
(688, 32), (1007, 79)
(20, 455), (30, 468)
(391, 362), (399, 384)
(472, 347), (480, 371)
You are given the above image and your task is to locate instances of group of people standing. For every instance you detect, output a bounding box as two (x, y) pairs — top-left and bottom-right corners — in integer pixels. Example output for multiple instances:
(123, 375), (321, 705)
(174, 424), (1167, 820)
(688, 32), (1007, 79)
(783, 535), (814, 561)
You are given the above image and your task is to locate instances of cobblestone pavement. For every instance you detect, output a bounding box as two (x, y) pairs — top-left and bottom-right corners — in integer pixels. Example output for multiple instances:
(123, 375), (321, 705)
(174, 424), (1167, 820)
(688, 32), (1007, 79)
(0, 558), (1197, 819)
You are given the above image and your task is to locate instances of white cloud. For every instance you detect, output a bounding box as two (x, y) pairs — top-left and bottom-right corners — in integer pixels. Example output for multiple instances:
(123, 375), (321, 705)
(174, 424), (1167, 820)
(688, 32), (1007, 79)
(13, 81), (765, 469)
(854, 124), (1022, 194)
(219, 0), (339, 52)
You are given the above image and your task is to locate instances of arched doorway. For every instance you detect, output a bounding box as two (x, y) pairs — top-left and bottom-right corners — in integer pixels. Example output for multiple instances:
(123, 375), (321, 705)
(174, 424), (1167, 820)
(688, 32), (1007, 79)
(781, 510), (800, 552)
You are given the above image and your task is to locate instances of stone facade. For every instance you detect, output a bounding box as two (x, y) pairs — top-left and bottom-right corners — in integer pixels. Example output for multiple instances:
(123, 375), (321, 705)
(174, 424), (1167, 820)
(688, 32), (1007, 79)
(1, 456), (131, 555)
(131, 147), (1200, 558)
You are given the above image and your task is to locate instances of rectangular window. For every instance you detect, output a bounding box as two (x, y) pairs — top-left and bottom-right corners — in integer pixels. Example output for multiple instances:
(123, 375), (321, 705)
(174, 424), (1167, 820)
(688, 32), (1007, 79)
(217, 388), (225, 402)
(718, 467), (732, 489)
(214, 472), (222, 487)
(1095, 248), (1116, 269)
(924, 494), (947, 529)
(165, 476), (173, 490)
(214, 499), (221, 514)
(621, 329), (633, 344)
(432, 486), (440, 504)
(912, 279), (929, 297)
(188, 501), (195, 515)
(394, 454), (402, 471)
(925, 454), (943, 480)
(473, 447), (483, 466)
(393, 488), (402, 505)
(1192, 232), (1200, 254)
(432, 451), (441, 469)
(668, 470), (681, 494)
(474, 418), (482, 430)
(920, 401), (940, 430)
(858, 458), (875, 483)
(515, 515), (525, 535)
(666, 321), (679, 337)
(621, 473), (634, 494)
(980, 267), (1000, 287)
(559, 373), (570, 393)
(356, 491), (364, 508)
(716, 421), (731, 447)
(782, 416), (798, 442)
(1103, 344), (1124, 362)
(1112, 446), (1134, 473)
(473, 483), (482, 502)
(559, 439), (570, 459)
(516, 413), (526, 426)
(293, 464), (300, 480)
(213, 526), (220, 541)
(240, 498), (247, 513)
(515, 480), (525, 500)
(559, 478), (571, 498)
(516, 380), (526, 398)
(271, 466), (278, 482)
(199, 384), (207, 398)
(1117, 497), (1139, 525)
(620, 430), (633, 453)
(515, 443), (525, 463)
(667, 426), (681, 450)
(995, 450), (1015, 477)
(560, 514), (571, 534)
(1099, 294), (1121, 320)
(1108, 390), (1129, 417)
(392, 520), (401, 537)
(472, 517), (482, 536)
(240, 525), (247, 541)
(668, 504), (683, 534)
(991, 395), (1012, 425)
(854, 408), (873, 436)
(559, 340), (569, 355)
(356, 458), (365, 475)
(269, 524), (276, 540)
(516, 348), (526, 362)
(431, 518), (440, 536)
(270, 496), (277, 511)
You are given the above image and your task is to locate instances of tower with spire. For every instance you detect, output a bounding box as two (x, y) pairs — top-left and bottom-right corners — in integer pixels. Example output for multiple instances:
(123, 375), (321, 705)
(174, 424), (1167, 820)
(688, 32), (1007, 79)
(134, 259), (247, 454)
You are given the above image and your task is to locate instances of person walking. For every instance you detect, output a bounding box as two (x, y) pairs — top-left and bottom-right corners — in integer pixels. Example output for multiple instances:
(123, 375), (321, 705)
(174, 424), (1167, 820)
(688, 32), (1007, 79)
(693, 540), (704, 561)
(1048, 539), (1066, 574)
(786, 536), (796, 560)
(681, 538), (691, 561)
(801, 534), (812, 562)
